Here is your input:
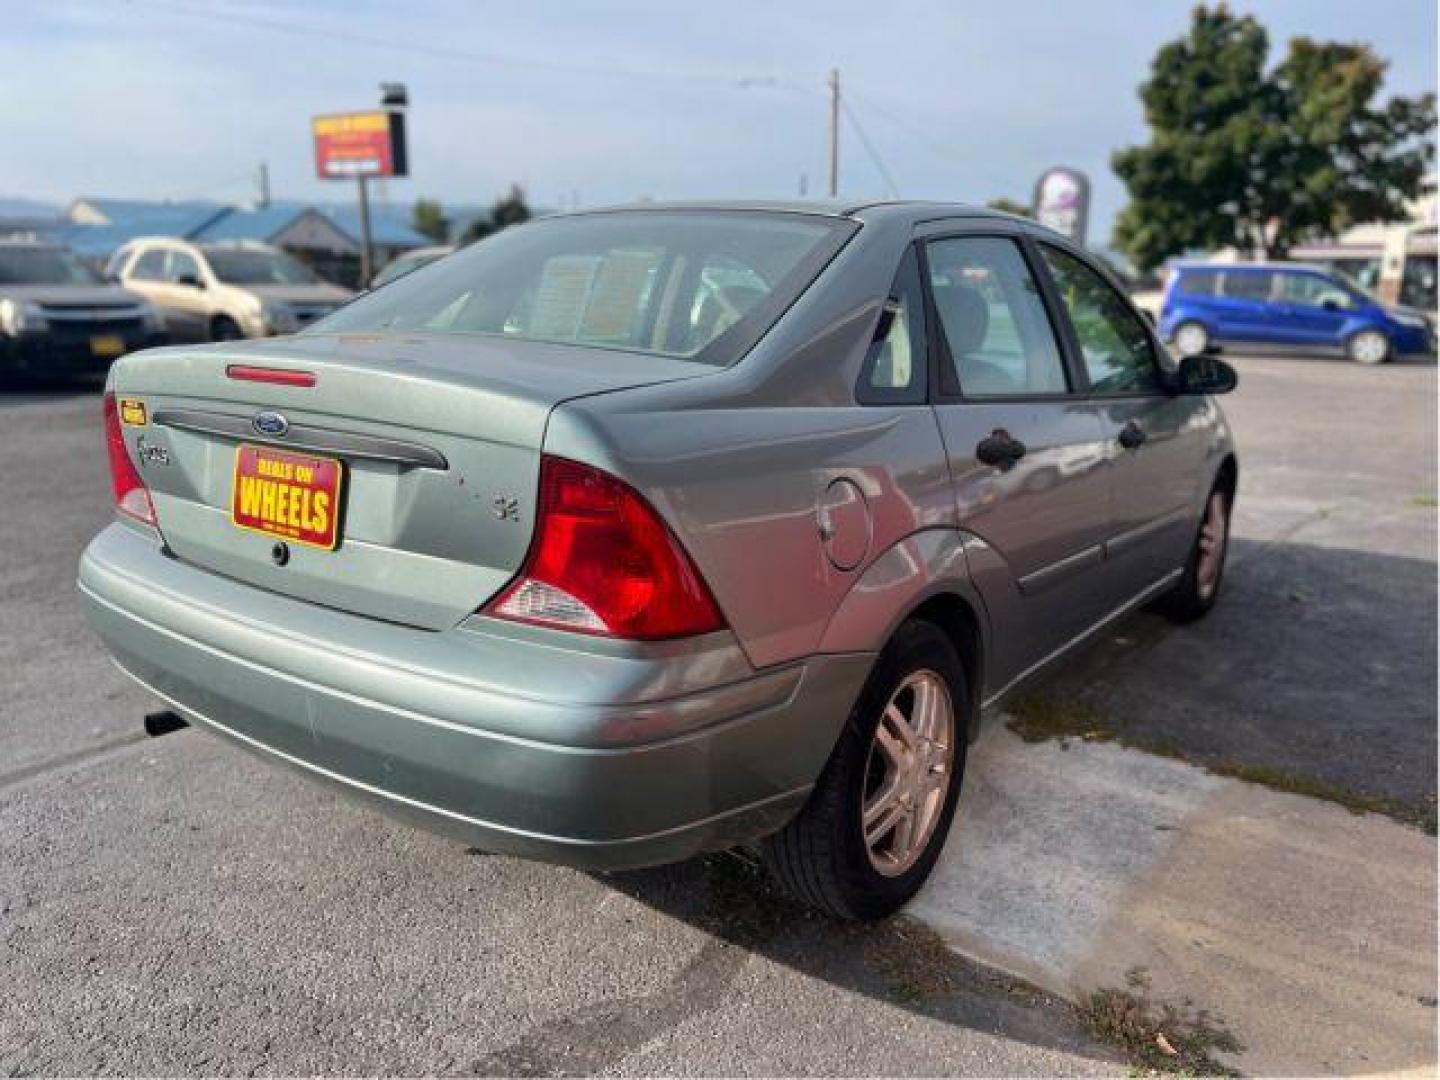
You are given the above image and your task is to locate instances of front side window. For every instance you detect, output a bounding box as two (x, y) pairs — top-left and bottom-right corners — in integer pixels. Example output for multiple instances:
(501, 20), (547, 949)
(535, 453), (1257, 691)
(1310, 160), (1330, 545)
(858, 245), (927, 404)
(1041, 245), (1160, 394)
(1275, 272), (1351, 309)
(315, 211), (854, 366)
(166, 251), (201, 284)
(927, 236), (1068, 398)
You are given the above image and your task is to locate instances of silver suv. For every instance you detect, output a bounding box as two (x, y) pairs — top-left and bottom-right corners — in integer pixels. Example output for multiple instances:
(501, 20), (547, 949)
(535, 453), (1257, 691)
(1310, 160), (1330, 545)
(109, 238), (352, 342)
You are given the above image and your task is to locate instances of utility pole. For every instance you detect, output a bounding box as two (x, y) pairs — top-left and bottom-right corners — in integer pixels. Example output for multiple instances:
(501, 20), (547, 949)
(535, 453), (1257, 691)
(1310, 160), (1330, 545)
(356, 175), (374, 287)
(827, 68), (840, 198)
(257, 162), (270, 209)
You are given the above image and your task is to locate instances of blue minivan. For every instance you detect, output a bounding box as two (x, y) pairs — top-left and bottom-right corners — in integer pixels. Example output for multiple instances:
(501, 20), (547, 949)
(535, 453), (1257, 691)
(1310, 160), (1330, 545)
(1160, 261), (1433, 364)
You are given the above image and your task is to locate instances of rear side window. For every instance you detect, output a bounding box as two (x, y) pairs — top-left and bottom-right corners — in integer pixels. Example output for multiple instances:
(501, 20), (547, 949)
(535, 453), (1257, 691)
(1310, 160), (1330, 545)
(1040, 244), (1161, 394)
(1220, 270), (1273, 301)
(1176, 268), (1221, 296)
(130, 250), (167, 282)
(926, 236), (1068, 398)
(858, 246), (927, 405)
(316, 211), (854, 367)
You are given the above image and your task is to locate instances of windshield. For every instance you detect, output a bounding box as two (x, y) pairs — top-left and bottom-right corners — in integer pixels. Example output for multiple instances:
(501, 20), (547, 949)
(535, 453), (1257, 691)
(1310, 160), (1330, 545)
(0, 247), (104, 285)
(205, 248), (319, 285)
(313, 211), (854, 366)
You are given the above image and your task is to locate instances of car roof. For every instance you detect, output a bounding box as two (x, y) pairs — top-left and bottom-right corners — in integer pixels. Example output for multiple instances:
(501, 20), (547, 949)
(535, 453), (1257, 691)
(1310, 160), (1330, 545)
(552, 198), (1016, 225)
(1175, 260), (1329, 273)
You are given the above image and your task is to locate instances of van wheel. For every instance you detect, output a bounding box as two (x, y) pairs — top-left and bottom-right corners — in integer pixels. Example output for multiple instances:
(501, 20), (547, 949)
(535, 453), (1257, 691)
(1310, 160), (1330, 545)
(1172, 321), (1210, 358)
(761, 619), (967, 921)
(1346, 329), (1390, 365)
(211, 315), (243, 342)
(1157, 483), (1231, 622)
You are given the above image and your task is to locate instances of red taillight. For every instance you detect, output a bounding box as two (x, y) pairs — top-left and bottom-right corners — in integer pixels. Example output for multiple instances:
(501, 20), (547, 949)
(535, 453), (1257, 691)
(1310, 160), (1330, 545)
(225, 364), (316, 387)
(102, 392), (155, 524)
(484, 456), (725, 640)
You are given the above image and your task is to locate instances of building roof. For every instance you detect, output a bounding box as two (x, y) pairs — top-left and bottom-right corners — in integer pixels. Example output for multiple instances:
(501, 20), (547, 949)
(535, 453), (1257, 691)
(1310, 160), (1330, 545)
(324, 205), (430, 249)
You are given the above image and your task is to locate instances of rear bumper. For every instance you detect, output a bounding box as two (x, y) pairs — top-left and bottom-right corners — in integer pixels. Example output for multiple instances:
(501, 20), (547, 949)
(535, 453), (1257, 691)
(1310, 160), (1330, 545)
(78, 524), (871, 869)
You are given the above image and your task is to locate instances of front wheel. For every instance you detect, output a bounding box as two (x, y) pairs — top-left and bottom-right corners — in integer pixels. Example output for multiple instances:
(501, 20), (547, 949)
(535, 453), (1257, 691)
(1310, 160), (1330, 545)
(761, 619), (968, 921)
(1346, 329), (1391, 365)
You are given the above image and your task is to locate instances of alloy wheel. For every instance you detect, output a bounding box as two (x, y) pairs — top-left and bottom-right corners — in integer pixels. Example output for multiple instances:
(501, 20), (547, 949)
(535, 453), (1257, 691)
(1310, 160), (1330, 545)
(861, 669), (955, 877)
(1196, 490), (1228, 600)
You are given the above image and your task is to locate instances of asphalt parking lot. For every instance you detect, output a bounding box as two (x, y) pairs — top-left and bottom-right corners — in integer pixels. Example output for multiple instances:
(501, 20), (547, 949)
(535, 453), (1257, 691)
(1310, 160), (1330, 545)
(1, 350), (1435, 1074)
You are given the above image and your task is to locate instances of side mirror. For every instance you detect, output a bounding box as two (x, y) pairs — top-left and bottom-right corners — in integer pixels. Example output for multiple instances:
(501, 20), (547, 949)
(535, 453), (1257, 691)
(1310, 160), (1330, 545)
(1321, 298), (1342, 312)
(1175, 353), (1238, 395)
(176, 273), (204, 289)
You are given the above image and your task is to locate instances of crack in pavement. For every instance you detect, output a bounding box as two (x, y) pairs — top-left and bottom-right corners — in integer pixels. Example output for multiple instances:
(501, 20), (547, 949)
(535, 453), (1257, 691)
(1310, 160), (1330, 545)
(467, 933), (751, 1077)
(0, 731), (151, 792)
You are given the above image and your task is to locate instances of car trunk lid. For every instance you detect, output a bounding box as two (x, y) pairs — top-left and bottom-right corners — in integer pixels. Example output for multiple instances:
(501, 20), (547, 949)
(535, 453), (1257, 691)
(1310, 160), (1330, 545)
(111, 330), (710, 629)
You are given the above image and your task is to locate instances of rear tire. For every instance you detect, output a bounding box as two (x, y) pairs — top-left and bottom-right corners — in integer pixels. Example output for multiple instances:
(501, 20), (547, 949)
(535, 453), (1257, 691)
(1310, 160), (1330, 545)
(211, 315), (243, 342)
(761, 619), (968, 921)
(1173, 320), (1210, 358)
(1345, 328), (1390, 365)
(1157, 481), (1232, 623)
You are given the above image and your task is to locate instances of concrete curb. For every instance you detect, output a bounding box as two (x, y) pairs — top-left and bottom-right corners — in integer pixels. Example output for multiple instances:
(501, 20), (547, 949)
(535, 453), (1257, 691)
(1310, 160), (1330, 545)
(908, 723), (1437, 1076)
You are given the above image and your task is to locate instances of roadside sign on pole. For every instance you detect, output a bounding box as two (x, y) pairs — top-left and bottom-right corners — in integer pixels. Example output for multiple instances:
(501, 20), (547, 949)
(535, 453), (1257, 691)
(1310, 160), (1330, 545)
(312, 110), (408, 180)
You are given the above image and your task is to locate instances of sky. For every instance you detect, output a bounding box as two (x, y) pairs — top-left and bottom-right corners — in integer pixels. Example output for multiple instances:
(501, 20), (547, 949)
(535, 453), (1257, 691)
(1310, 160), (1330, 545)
(4, 0), (1436, 246)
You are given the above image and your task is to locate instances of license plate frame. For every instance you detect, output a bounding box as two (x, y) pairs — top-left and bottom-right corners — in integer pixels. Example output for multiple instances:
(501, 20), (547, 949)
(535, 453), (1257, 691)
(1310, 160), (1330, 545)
(230, 443), (345, 551)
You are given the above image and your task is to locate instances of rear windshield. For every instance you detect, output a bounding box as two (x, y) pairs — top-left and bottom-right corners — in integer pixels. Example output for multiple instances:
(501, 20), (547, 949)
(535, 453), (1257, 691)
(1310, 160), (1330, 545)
(313, 211), (854, 366)
(0, 247), (103, 285)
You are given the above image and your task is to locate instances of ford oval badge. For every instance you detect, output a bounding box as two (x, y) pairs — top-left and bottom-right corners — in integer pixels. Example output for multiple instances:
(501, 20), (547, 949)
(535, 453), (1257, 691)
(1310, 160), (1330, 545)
(253, 410), (289, 438)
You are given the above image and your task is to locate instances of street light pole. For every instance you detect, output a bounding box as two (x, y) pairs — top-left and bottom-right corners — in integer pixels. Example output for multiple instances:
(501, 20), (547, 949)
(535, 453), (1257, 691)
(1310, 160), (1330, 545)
(356, 174), (374, 287)
(827, 68), (840, 198)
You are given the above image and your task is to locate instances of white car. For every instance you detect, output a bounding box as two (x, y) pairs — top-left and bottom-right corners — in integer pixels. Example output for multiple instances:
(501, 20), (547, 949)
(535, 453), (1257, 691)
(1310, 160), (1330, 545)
(108, 239), (352, 342)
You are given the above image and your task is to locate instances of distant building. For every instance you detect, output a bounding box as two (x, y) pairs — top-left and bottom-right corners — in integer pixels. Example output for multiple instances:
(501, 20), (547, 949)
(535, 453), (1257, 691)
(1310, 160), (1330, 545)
(56, 197), (431, 287)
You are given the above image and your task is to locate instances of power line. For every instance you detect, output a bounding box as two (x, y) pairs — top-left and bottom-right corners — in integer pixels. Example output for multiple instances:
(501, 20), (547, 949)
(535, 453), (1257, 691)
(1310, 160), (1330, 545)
(111, 0), (823, 90)
(839, 96), (901, 198)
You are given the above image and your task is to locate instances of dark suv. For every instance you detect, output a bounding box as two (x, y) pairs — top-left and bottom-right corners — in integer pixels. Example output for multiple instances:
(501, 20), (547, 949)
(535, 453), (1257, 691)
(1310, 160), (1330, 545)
(0, 240), (165, 378)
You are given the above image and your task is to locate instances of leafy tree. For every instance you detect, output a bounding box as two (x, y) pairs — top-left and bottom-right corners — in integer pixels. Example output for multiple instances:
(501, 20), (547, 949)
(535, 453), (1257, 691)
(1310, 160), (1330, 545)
(462, 184), (533, 243)
(1113, 5), (1435, 271)
(986, 197), (1033, 219)
(412, 198), (449, 242)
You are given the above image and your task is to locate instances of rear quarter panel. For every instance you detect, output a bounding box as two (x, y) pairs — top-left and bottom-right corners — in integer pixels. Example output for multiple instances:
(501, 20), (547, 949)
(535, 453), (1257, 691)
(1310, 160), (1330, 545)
(545, 211), (966, 670)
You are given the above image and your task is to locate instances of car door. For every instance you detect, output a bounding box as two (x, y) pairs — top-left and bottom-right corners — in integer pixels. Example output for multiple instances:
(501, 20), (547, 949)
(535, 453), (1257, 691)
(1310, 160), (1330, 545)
(920, 228), (1113, 687)
(1213, 268), (1279, 343)
(160, 249), (211, 341)
(1035, 241), (1210, 597)
(1272, 269), (1351, 347)
(121, 248), (175, 331)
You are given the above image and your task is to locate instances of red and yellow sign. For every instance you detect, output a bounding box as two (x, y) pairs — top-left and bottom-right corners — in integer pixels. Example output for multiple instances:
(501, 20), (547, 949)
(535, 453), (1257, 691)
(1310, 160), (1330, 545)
(231, 445), (343, 550)
(311, 110), (408, 179)
(118, 398), (147, 426)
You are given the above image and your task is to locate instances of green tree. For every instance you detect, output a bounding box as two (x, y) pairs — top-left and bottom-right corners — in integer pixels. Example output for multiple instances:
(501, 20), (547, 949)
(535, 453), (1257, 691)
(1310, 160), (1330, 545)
(986, 197), (1033, 219)
(412, 198), (449, 242)
(462, 184), (533, 243)
(1112, 5), (1435, 271)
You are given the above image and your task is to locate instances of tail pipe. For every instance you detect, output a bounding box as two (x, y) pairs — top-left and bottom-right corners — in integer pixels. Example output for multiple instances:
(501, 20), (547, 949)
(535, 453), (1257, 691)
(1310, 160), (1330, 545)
(143, 711), (189, 738)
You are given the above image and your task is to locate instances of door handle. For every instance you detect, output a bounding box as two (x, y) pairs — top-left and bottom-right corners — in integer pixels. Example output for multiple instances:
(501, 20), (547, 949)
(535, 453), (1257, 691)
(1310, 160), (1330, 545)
(976, 429), (1028, 467)
(1118, 421), (1147, 450)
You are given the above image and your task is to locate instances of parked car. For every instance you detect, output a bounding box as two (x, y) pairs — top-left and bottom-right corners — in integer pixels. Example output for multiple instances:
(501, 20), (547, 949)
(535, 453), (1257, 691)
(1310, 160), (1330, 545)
(1160, 261), (1434, 364)
(81, 202), (1238, 919)
(108, 238), (353, 342)
(0, 239), (165, 378)
(370, 244), (456, 289)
